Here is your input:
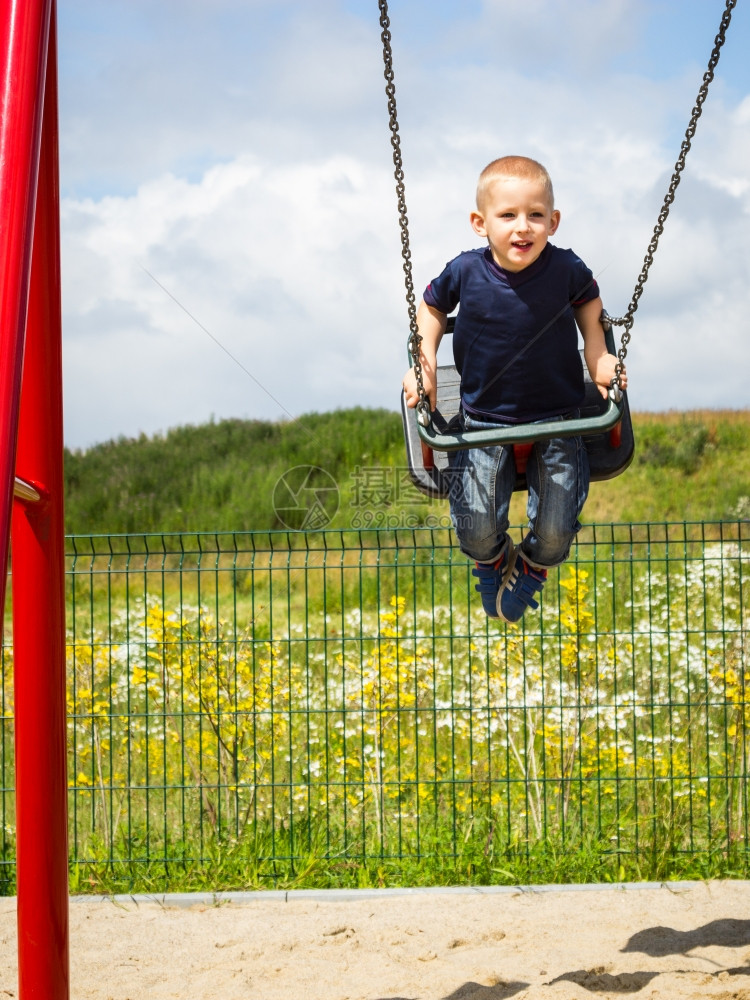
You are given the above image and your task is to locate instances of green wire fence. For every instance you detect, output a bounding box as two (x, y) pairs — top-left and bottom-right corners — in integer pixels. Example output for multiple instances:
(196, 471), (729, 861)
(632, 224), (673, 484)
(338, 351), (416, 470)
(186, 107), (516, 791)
(1, 521), (748, 891)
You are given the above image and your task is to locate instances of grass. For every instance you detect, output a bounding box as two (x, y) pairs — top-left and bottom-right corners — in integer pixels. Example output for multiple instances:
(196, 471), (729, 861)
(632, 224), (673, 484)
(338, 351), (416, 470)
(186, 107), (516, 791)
(62, 833), (750, 898)
(3, 520), (746, 896)
(63, 408), (750, 535)
(583, 410), (750, 523)
(3, 409), (748, 895)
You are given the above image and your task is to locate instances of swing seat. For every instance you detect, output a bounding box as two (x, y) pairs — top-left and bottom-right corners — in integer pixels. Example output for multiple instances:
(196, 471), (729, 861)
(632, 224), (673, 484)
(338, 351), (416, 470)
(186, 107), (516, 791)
(402, 317), (634, 498)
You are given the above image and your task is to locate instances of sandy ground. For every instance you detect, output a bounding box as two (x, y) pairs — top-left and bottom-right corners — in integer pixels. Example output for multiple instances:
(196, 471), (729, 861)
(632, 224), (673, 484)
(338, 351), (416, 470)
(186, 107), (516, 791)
(1, 882), (750, 999)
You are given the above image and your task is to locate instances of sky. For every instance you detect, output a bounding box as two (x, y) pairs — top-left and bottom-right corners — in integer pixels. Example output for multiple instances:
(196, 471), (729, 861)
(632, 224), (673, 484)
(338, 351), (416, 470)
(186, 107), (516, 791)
(57, 0), (750, 451)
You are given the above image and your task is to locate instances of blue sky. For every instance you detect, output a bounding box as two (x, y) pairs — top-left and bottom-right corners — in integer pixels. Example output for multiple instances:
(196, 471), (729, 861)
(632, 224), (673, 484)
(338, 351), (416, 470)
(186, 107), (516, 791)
(57, 0), (750, 449)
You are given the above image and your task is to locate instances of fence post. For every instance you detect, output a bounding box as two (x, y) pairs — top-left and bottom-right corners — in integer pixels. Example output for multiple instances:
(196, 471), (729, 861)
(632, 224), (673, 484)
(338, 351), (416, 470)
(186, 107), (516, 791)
(10, 2), (69, 998)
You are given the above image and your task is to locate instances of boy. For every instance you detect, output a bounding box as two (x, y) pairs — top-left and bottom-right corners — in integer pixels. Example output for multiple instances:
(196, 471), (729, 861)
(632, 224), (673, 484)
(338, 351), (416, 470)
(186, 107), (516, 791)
(402, 156), (626, 623)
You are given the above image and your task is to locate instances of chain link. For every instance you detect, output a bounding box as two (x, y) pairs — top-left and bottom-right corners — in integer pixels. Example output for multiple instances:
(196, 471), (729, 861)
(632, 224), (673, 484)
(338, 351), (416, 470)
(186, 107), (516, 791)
(378, 0), (430, 418)
(609, 0), (737, 381)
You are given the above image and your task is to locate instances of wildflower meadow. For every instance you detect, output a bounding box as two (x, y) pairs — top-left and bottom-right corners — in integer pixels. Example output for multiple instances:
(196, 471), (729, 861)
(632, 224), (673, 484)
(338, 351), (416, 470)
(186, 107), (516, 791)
(1, 522), (748, 893)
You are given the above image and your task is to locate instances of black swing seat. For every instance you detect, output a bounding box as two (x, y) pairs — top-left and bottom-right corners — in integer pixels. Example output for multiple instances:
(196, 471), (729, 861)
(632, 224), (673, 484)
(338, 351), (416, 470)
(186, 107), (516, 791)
(402, 316), (634, 498)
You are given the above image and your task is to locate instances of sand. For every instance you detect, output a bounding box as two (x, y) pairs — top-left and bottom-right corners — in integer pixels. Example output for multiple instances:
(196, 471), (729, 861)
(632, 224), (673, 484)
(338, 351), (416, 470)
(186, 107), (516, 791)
(1, 882), (750, 999)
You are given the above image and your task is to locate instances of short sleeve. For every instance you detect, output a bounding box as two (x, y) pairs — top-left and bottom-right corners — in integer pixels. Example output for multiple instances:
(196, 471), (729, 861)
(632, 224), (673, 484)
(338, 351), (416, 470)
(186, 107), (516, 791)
(423, 257), (463, 314)
(569, 253), (599, 306)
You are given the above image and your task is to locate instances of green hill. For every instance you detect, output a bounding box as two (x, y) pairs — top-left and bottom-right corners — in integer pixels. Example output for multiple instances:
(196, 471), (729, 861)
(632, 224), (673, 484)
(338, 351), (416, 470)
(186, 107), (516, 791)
(63, 408), (750, 535)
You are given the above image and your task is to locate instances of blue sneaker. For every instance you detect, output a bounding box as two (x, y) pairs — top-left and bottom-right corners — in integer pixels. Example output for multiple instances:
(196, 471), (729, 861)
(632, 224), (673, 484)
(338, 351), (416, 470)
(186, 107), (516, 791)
(498, 552), (547, 623)
(471, 544), (514, 618)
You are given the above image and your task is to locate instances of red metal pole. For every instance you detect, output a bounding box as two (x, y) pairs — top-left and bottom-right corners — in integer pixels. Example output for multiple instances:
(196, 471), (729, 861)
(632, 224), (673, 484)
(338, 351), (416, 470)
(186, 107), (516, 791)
(0, 0), (51, 615)
(11, 2), (69, 998)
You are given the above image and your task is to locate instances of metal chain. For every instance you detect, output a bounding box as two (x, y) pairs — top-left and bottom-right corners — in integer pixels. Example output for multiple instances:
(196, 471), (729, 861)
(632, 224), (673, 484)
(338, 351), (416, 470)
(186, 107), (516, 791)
(609, 0), (737, 382)
(378, 0), (430, 421)
(380, 0), (736, 394)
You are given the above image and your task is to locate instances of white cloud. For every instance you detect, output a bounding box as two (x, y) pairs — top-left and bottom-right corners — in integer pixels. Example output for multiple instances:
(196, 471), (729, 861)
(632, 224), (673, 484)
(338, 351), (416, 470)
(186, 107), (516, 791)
(62, 154), (409, 447)
(58, 0), (750, 449)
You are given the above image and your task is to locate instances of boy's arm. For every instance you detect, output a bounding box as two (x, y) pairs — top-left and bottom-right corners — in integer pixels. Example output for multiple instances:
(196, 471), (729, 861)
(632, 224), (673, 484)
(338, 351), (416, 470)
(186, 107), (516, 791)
(575, 296), (628, 399)
(402, 301), (448, 410)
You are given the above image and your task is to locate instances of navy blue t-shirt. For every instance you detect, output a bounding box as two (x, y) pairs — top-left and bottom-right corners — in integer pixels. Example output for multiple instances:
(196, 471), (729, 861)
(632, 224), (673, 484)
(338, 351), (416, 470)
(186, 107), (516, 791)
(423, 243), (599, 422)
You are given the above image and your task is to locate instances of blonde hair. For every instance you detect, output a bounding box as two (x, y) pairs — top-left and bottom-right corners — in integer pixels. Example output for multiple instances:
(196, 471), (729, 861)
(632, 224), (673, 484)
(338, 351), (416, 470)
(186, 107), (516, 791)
(476, 156), (555, 211)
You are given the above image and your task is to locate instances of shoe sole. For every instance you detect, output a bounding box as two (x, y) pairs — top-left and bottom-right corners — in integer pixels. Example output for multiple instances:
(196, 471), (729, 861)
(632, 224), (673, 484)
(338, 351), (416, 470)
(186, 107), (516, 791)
(494, 543), (518, 622)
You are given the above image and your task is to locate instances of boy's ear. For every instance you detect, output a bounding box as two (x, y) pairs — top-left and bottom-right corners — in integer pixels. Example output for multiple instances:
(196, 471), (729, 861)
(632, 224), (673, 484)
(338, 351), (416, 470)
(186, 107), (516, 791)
(549, 209), (561, 235)
(470, 211), (487, 237)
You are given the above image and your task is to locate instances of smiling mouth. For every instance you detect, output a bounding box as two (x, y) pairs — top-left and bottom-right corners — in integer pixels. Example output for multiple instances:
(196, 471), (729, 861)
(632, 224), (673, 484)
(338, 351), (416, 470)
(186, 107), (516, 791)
(513, 241), (533, 250)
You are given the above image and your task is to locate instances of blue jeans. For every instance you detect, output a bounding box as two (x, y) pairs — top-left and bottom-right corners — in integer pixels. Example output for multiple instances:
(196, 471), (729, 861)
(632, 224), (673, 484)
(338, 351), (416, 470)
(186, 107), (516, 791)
(445, 410), (590, 569)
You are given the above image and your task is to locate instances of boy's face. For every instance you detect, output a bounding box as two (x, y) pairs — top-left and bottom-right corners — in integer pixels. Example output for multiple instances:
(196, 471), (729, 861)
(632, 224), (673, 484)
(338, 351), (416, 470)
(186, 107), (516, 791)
(470, 176), (560, 272)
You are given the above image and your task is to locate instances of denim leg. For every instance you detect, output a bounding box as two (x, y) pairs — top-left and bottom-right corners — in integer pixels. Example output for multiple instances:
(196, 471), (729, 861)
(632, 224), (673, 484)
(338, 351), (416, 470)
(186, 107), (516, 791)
(521, 433), (590, 569)
(446, 419), (514, 565)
